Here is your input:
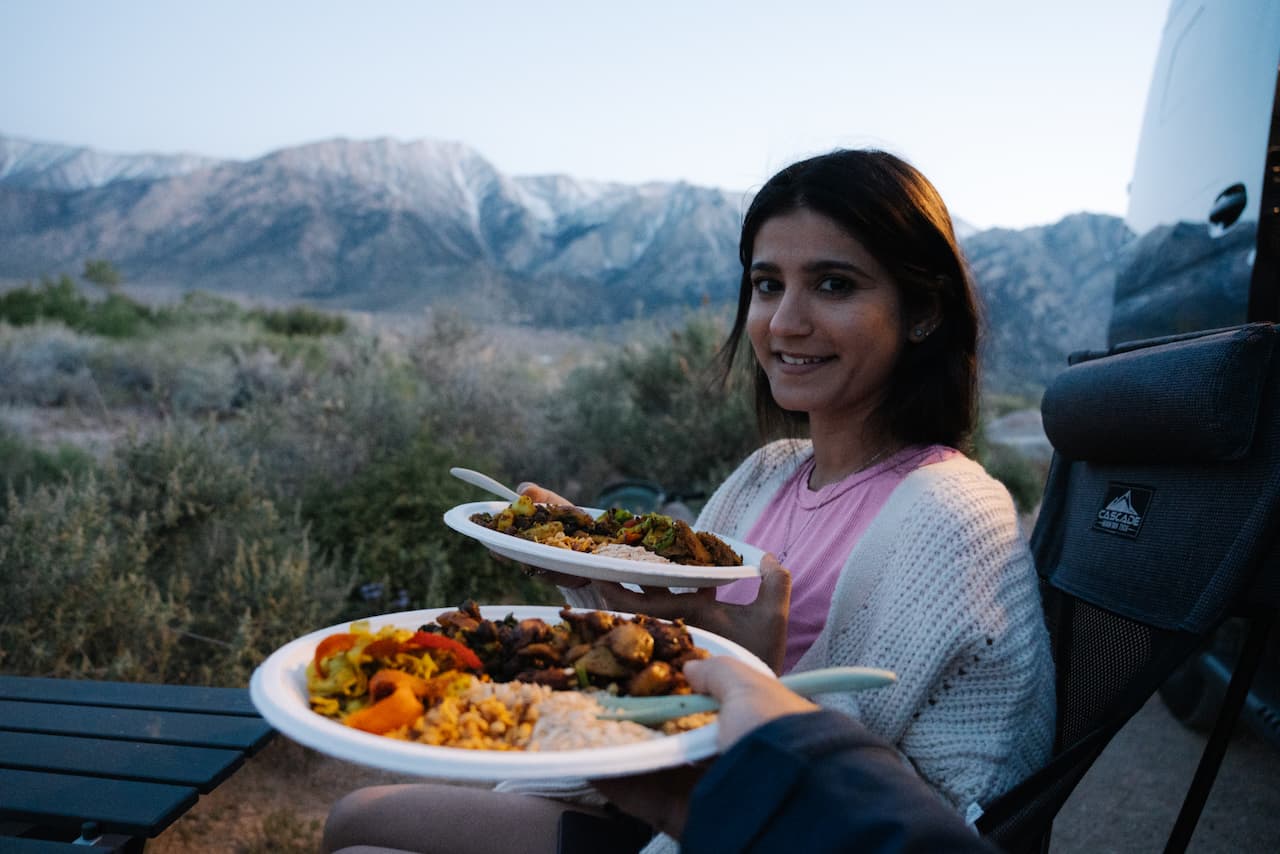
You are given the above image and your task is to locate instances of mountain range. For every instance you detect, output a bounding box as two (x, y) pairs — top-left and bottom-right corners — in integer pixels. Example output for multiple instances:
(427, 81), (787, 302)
(0, 134), (1133, 394)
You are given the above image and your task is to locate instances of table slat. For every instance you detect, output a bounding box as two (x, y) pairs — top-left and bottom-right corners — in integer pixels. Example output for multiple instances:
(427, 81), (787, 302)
(0, 730), (243, 792)
(0, 700), (273, 752)
(0, 675), (257, 716)
(0, 838), (96, 853)
(0, 768), (196, 837)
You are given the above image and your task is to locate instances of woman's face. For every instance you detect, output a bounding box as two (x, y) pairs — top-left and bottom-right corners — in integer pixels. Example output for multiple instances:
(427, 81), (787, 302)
(746, 207), (907, 427)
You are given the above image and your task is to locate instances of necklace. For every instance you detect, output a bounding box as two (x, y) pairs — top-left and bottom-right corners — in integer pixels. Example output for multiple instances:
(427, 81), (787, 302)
(775, 444), (895, 563)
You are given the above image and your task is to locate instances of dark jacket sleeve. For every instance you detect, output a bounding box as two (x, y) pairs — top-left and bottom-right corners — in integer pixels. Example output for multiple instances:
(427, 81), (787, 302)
(680, 710), (998, 854)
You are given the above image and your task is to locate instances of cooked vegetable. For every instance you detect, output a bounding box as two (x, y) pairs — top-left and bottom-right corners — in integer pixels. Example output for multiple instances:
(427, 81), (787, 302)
(307, 602), (710, 742)
(469, 498), (742, 567)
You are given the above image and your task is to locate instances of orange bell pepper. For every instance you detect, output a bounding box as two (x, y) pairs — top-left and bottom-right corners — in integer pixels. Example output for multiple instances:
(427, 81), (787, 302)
(343, 669), (431, 734)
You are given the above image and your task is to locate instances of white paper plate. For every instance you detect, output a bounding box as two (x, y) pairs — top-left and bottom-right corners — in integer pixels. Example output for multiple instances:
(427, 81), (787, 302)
(249, 605), (771, 780)
(443, 501), (762, 588)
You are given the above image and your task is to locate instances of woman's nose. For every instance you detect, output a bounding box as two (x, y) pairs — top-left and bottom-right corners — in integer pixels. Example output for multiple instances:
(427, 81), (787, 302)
(769, 289), (811, 336)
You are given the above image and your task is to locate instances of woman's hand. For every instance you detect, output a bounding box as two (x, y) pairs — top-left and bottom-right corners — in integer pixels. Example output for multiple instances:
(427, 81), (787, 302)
(587, 555), (792, 673)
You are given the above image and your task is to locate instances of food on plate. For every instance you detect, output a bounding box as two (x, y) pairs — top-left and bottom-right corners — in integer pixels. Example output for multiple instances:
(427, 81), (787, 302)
(468, 495), (743, 567)
(306, 601), (714, 750)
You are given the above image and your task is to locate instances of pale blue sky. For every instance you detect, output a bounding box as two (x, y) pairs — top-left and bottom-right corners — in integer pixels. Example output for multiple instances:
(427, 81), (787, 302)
(2, 0), (1170, 229)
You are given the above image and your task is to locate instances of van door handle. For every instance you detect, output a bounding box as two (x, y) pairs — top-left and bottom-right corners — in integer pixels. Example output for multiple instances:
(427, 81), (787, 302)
(1209, 183), (1247, 227)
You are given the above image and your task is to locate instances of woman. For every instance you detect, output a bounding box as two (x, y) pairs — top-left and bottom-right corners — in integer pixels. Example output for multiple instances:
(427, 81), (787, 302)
(323, 149), (1054, 853)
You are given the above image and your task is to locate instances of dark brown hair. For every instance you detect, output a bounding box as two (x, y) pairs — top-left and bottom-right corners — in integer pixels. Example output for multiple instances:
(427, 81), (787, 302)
(722, 149), (980, 451)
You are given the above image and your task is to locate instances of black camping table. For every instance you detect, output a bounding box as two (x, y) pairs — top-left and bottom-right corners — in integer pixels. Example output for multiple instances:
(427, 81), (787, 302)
(0, 675), (275, 853)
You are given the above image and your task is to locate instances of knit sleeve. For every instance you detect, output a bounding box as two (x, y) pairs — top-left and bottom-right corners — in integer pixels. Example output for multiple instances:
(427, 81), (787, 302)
(797, 459), (1055, 813)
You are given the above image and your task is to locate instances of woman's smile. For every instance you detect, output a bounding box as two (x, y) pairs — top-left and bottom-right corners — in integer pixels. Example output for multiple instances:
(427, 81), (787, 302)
(775, 351), (834, 369)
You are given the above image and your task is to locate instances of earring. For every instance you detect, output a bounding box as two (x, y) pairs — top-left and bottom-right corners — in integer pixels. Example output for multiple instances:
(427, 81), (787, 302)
(912, 327), (926, 339)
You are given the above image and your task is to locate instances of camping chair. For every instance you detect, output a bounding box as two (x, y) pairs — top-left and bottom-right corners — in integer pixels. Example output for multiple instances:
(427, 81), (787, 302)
(975, 322), (1280, 853)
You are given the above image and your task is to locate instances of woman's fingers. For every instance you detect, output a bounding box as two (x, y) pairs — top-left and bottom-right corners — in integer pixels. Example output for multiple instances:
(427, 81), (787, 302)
(755, 554), (792, 609)
(747, 556), (791, 672)
(516, 482), (574, 506)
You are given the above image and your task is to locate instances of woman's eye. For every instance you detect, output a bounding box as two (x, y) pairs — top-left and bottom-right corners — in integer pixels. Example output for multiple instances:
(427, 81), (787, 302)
(817, 276), (854, 294)
(752, 278), (782, 295)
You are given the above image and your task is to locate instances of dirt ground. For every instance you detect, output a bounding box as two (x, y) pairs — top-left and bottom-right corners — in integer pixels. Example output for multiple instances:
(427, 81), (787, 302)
(149, 739), (423, 853)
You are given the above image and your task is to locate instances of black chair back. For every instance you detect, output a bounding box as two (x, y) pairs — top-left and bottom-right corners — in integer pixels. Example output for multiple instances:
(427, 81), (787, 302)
(977, 323), (1280, 853)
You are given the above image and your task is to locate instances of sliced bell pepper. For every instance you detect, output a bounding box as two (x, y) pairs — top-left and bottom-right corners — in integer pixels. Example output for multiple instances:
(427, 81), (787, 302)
(313, 632), (358, 677)
(401, 631), (483, 671)
(343, 676), (425, 734)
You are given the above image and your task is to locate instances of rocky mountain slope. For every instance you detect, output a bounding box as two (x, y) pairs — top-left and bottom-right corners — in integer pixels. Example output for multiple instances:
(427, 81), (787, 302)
(0, 134), (1131, 393)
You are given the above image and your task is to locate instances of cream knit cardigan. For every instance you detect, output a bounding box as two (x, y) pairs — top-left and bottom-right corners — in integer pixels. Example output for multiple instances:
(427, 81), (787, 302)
(541, 439), (1055, 848)
(691, 439), (1056, 813)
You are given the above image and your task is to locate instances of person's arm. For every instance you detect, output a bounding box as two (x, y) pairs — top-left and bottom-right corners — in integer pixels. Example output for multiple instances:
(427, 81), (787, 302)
(678, 658), (997, 854)
(682, 711), (997, 853)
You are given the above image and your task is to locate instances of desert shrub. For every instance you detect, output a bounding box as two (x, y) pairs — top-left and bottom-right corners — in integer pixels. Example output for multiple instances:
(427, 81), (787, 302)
(407, 308), (561, 485)
(86, 325), (314, 417)
(0, 423), (350, 686)
(0, 276), (86, 328)
(973, 424), (1049, 514)
(253, 304), (347, 337)
(0, 428), (96, 510)
(539, 311), (757, 505)
(0, 323), (103, 407)
(0, 477), (181, 679)
(158, 290), (248, 327)
(232, 336), (429, 501)
(81, 292), (157, 338)
(302, 427), (558, 613)
(0, 276), (157, 338)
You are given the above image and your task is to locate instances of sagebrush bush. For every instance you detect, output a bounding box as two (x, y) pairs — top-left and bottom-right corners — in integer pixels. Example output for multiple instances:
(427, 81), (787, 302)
(0, 323), (103, 408)
(407, 309), (563, 485)
(537, 311), (758, 504)
(0, 427), (96, 507)
(302, 427), (559, 613)
(0, 424), (351, 686)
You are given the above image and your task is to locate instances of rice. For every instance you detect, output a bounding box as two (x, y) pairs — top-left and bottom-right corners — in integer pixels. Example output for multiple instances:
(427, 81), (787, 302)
(409, 679), (673, 751)
(529, 690), (659, 750)
(593, 543), (673, 564)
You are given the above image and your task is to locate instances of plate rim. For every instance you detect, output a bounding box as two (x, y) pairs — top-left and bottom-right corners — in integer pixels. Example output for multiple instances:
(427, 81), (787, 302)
(442, 500), (762, 588)
(250, 605), (770, 780)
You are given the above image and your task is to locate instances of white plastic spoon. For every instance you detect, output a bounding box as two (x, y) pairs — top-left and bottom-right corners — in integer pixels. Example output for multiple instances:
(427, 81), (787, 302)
(449, 467), (522, 503)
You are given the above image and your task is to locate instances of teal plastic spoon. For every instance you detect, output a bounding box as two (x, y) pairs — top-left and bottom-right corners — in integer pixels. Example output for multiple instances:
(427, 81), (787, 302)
(595, 666), (897, 725)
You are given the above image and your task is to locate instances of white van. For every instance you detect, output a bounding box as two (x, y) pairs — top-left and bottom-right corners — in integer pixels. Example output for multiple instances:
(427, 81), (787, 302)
(1113, 0), (1280, 747)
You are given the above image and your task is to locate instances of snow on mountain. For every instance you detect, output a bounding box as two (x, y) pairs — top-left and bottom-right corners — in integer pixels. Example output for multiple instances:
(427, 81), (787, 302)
(0, 135), (218, 191)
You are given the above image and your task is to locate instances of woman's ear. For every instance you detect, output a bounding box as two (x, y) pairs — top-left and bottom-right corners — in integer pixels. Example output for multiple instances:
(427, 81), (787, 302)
(907, 291), (944, 343)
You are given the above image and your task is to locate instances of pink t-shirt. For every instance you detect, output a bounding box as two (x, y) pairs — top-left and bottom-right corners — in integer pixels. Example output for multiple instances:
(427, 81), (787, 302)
(716, 444), (959, 672)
